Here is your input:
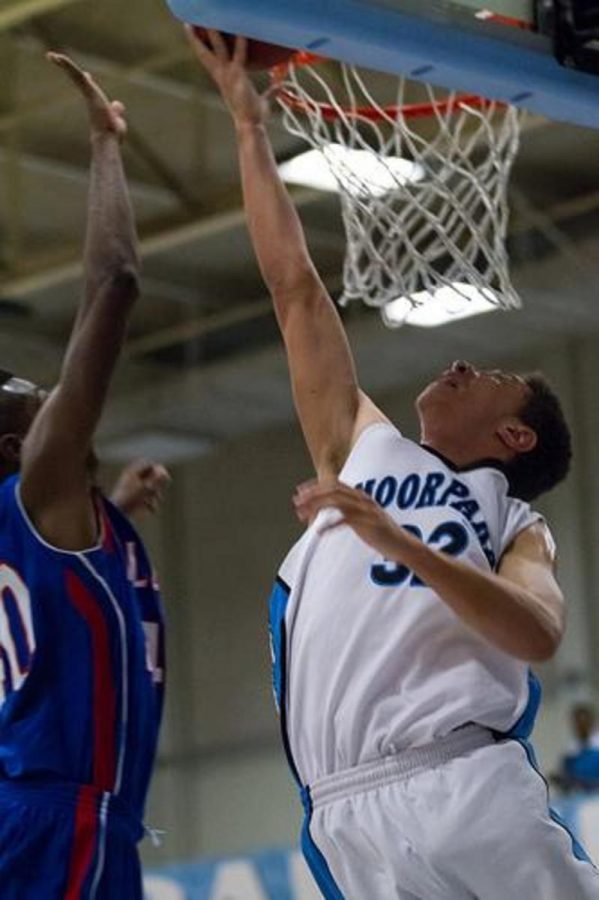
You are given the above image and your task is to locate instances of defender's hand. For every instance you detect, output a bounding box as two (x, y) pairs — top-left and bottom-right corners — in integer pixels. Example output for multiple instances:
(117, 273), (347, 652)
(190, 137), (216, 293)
(111, 461), (171, 518)
(48, 53), (127, 140)
(185, 27), (269, 127)
(293, 479), (411, 561)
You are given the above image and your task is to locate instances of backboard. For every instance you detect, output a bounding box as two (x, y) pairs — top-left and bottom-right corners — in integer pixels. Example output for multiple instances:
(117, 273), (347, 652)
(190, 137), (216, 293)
(167, 0), (599, 128)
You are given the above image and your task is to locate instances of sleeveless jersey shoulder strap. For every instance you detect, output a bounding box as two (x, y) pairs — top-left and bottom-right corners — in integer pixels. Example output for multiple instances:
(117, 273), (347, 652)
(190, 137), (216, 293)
(500, 496), (548, 559)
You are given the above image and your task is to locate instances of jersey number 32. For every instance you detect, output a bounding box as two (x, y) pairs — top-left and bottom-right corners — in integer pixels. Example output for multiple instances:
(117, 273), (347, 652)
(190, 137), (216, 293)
(371, 521), (469, 587)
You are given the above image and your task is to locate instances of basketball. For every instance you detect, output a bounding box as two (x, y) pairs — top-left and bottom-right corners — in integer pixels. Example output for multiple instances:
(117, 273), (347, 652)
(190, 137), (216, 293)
(191, 26), (296, 70)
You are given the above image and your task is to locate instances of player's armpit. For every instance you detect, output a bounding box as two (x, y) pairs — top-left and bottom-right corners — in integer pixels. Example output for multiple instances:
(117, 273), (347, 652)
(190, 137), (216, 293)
(280, 274), (388, 476)
(349, 392), (392, 448)
(274, 274), (360, 478)
(312, 392), (389, 480)
(497, 521), (566, 655)
(224, 103), (387, 479)
(19, 268), (139, 550)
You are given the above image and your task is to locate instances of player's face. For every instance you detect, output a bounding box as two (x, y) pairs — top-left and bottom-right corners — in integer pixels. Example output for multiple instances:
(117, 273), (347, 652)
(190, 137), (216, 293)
(416, 360), (531, 446)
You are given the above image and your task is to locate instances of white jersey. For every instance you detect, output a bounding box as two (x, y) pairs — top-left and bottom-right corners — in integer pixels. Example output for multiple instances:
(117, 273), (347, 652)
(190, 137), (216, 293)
(272, 422), (548, 787)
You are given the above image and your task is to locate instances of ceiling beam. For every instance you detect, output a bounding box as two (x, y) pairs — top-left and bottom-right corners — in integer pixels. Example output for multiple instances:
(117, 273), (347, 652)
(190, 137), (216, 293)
(0, 0), (85, 31)
(0, 37), (217, 135)
(0, 188), (323, 298)
(0, 146), (178, 204)
(5, 182), (599, 301)
(125, 299), (274, 358)
(125, 270), (345, 358)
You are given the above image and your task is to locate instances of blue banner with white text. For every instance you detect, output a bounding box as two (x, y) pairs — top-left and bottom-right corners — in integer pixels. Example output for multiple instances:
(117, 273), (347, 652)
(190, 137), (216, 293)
(144, 848), (321, 900)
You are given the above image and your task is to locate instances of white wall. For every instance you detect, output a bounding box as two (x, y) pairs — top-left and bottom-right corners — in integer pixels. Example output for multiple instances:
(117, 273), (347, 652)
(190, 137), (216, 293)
(134, 333), (599, 868)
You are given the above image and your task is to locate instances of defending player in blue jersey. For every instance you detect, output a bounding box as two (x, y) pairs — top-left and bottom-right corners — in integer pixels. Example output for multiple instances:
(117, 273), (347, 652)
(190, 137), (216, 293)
(192, 32), (599, 900)
(0, 55), (166, 899)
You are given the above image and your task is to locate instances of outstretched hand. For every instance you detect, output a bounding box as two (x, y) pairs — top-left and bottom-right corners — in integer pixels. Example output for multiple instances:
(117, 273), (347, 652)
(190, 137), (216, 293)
(48, 53), (127, 139)
(293, 479), (409, 561)
(185, 27), (269, 127)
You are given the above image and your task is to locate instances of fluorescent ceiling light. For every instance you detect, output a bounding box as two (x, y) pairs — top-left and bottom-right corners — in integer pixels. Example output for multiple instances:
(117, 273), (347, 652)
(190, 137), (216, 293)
(279, 144), (424, 198)
(100, 430), (214, 465)
(383, 283), (500, 329)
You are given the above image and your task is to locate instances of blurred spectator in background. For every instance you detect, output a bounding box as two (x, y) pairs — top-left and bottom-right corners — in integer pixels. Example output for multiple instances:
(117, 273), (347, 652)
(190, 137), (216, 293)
(552, 703), (599, 793)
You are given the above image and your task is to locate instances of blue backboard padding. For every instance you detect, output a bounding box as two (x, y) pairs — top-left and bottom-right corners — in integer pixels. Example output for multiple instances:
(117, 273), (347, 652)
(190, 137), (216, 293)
(167, 0), (599, 129)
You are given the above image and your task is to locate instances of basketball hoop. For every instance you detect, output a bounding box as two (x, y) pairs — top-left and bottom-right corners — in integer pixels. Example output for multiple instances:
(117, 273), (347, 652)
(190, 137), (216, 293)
(271, 55), (522, 327)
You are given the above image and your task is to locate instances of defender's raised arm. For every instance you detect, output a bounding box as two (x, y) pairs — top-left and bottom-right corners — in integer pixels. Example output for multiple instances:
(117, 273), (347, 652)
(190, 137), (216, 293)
(20, 55), (140, 548)
(188, 30), (386, 478)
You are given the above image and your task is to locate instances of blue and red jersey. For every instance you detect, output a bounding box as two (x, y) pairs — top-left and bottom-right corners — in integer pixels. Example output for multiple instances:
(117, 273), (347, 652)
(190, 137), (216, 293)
(0, 474), (165, 821)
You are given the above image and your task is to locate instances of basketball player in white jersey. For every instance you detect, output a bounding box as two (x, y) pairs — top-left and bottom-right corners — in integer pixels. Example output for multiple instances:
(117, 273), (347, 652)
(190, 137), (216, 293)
(190, 31), (599, 899)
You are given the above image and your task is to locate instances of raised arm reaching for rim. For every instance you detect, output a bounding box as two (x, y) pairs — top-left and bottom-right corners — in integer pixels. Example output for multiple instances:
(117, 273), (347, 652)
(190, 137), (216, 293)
(19, 55), (141, 549)
(187, 30), (388, 479)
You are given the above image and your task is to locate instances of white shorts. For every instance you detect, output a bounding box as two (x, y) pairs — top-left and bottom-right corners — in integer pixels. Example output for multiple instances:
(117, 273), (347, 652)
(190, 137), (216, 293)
(303, 727), (599, 899)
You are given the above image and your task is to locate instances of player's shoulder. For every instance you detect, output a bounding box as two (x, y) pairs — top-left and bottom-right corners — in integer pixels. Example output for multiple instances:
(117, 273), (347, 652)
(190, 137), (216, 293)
(349, 416), (419, 455)
(101, 494), (153, 566)
(455, 458), (531, 519)
(0, 475), (54, 561)
(101, 493), (139, 539)
(0, 472), (20, 498)
(341, 419), (416, 479)
(352, 419), (404, 450)
(0, 473), (24, 525)
(502, 514), (556, 558)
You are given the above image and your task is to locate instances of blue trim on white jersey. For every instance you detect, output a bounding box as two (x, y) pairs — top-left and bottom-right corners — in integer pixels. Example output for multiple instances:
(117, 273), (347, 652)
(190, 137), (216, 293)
(268, 579), (290, 717)
(503, 669), (542, 741)
(300, 787), (345, 900)
(500, 671), (596, 867)
(268, 577), (301, 788)
(268, 578), (345, 898)
(516, 738), (597, 868)
(549, 804), (596, 866)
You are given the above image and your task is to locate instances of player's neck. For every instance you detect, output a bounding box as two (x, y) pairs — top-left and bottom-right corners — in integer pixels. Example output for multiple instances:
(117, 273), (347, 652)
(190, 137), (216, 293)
(420, 430), (507, 471)
(0, 459), (20, 484)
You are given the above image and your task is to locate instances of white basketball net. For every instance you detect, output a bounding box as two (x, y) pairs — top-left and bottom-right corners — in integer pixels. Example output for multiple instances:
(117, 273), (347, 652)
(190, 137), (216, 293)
(273, 59), (522, 327)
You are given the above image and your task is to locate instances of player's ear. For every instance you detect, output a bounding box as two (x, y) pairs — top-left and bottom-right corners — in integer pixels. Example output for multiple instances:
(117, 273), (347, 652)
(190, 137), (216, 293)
(0, 433), (23, 464)
(496, 418), (537, 455)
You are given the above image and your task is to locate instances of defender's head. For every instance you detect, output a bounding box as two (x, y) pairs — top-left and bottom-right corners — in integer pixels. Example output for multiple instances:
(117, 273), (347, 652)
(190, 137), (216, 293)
(416, 361), (572, 501)
(571, 703), (596, 743)
(0, 370), (46, 483)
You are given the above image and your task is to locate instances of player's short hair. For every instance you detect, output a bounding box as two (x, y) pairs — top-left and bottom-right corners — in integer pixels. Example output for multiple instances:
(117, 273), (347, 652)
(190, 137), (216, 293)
(0, 369), (46, 447)
(504, 373), (572, 502)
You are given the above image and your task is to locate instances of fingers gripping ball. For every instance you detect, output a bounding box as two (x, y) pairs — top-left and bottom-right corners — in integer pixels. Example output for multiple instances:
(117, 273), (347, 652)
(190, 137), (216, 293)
(191, 27), (296, 70)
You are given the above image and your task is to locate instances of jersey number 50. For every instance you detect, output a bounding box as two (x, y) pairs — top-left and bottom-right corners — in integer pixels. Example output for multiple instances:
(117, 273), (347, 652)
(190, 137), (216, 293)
(0, 564), (35, 703)
(371, 521), (469, 588)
